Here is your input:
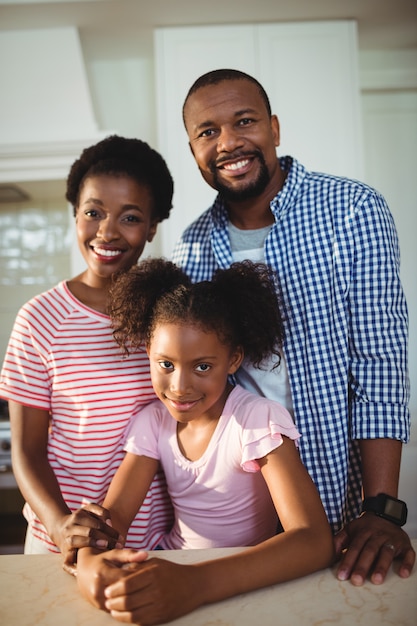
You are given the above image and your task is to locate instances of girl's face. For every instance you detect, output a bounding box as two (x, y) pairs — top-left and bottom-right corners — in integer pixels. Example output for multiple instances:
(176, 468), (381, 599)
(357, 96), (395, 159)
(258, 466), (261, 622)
(148, 322), (243, 425)
(75, 174), (157, 286)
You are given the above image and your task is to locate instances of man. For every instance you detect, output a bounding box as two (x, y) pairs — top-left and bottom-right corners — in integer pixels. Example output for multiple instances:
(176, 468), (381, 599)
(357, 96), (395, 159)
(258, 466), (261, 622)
(172, 68), (415, 585)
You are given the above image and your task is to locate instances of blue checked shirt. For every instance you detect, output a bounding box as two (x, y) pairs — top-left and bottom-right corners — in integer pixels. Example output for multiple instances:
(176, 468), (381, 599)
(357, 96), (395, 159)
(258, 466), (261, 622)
(172, 156), (410, 531)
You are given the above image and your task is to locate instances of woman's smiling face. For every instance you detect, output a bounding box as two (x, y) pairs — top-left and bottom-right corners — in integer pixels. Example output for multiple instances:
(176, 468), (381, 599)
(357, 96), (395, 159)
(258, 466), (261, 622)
(75, 174), (157, 286)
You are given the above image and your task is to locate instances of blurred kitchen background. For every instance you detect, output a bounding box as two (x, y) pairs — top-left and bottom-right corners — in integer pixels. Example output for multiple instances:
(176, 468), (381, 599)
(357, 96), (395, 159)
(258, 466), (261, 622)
(0, 0), (416, 552)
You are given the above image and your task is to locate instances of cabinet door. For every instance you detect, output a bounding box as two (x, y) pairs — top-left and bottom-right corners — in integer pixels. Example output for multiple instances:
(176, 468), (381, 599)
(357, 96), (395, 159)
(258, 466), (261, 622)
(155, 21), (363, 256)
(257, 21), (363, 180)
(155, 24), (257, 255)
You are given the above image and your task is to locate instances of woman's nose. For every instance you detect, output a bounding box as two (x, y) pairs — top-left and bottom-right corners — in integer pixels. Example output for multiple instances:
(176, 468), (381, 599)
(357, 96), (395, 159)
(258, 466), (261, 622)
(96, 216), (118, 241)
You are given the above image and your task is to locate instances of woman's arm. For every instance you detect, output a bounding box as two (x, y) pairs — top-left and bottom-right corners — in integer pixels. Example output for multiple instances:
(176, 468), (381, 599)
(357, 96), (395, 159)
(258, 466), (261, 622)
(9, 400), (121, 565)
(81, 437), (334, 624)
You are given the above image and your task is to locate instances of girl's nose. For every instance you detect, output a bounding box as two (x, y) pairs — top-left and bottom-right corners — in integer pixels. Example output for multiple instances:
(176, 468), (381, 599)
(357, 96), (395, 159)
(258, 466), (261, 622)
(170, 369), (190, 396)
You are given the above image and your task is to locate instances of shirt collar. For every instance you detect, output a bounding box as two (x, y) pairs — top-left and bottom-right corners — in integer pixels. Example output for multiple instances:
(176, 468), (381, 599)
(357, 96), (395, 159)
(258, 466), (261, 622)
(211, 156), (307, 226)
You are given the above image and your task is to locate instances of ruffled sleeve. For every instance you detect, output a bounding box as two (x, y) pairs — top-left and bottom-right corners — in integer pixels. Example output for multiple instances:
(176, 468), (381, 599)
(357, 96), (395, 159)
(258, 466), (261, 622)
(240, 397), (301, 472)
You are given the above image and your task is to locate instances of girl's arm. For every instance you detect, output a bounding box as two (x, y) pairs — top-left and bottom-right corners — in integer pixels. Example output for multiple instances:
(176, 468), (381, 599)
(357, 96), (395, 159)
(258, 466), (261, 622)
(102, 451), (160, 537)
(9, 400), (121, 566)
(76, 451), (159, 605)
(82, 436), (334, 624)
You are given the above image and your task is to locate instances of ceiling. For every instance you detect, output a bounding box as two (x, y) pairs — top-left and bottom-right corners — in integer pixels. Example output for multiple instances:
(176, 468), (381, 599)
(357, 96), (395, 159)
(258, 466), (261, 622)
(0, 0), (416, 51)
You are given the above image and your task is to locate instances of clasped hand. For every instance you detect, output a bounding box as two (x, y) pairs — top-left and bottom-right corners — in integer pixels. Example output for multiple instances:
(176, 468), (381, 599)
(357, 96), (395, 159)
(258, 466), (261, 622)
(76, 548), (201, 625)
(54, 503), (124, 575)
(334, 512), (415, 585)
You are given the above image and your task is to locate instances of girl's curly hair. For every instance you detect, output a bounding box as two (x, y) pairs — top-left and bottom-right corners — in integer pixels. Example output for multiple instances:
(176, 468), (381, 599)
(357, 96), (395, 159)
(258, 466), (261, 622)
(66, 135), (173, 222)
(109, 258), (285, 369)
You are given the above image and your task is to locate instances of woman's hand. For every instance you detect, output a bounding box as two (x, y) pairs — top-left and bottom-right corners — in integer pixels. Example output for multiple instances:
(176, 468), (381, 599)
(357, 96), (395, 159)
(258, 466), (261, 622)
(54, 504), (124, 574)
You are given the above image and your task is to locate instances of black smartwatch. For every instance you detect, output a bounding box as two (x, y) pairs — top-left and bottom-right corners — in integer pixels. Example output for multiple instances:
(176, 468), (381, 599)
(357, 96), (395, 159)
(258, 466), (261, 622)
(362, 493), (408, 527)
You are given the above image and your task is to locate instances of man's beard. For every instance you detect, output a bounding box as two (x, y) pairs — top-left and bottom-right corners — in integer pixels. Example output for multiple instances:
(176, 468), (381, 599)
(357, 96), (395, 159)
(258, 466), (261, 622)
(209, 151), (271, 202)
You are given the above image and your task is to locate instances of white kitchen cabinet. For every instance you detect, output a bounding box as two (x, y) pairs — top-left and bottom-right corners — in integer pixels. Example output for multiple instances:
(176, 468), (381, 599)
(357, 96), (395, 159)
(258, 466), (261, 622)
(154, 21), (363, 255)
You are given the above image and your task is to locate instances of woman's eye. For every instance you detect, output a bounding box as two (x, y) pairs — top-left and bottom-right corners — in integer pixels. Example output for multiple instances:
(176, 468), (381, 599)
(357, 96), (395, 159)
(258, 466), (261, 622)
(84, 209), (100, 218)
(196, 363), (210, 372)
(123, 214), (141, 223)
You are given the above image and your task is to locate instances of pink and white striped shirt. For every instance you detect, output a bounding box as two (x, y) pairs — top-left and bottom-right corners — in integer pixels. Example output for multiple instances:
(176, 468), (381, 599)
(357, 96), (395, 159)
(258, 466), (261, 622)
(0, 281), (172, 552)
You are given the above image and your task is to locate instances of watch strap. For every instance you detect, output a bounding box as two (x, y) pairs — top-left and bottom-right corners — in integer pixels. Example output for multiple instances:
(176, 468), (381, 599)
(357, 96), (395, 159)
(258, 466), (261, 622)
(362, 493), (408, 527)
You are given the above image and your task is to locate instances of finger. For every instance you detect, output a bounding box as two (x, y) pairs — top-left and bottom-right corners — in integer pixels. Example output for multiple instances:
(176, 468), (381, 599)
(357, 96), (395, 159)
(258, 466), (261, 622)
(333, 527), (349, 557)
(105, 557), (151, 598)
(68, 534), (124, 551)
(103, 548), (147, 563)
(72, 509), (121, 540)
(398, 545), (416, 579)
(63, 524), (124, 551)
(62, 561), (77, 577)
(81, 502), (112, 521)
(336, 538), (372, 584)
(369, 542), (397, 585)
(63, 546), (78, 568)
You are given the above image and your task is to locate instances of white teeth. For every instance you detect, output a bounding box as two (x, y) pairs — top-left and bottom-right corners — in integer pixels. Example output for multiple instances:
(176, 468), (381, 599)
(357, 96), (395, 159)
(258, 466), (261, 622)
(224, 159), (249, 171)
(94, 248), (121, 257)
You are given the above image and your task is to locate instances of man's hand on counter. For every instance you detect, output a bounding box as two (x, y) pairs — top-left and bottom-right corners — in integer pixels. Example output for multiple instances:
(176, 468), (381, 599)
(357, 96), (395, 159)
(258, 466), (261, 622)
(334, 512), (416, 585)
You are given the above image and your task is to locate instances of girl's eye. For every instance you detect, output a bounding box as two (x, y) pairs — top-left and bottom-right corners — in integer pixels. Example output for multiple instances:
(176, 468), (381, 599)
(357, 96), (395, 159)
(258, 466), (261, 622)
(159, 360), (173, 370)
(196, 363), (210, 372)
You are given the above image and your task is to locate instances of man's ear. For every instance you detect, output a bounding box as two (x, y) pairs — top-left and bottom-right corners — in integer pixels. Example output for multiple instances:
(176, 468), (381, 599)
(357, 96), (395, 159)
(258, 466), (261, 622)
(228, 346), (244, 375)
(271, 114), (280, 148)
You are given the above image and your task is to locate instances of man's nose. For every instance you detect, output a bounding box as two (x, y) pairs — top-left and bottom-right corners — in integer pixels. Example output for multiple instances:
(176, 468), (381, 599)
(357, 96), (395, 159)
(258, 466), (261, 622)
(217, 126), (244, 153)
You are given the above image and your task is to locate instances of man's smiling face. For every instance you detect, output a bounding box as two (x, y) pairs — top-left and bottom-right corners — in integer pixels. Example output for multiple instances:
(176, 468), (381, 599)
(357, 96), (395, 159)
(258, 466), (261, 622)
(183, 79), (280, 202)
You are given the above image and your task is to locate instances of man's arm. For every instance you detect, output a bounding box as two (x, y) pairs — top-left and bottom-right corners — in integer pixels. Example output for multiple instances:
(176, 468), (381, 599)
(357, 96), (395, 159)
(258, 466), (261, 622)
(334, 434), (415, 585)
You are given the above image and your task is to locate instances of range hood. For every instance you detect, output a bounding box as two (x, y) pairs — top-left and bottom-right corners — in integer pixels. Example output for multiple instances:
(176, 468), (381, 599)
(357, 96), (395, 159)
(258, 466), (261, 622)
(0, 27), (110, 184)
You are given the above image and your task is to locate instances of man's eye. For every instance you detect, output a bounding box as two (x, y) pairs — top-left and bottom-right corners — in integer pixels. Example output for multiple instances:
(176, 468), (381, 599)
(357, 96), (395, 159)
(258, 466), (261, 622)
(238, 118), (253, 126)
(196, 363), (210, 372)
(199, 129), (215, 138)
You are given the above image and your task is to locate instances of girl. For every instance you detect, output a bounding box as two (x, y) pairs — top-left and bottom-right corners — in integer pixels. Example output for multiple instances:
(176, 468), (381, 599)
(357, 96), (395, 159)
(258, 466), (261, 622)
(77, 258), (334, 625)
(0, 136), (174, 569)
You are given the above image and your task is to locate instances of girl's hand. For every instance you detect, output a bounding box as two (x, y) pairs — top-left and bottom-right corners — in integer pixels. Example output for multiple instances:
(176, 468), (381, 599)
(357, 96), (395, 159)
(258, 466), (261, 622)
(77, 548), (148, 609)
(54, 504), (124, 573)
(103, 555), (202, 625)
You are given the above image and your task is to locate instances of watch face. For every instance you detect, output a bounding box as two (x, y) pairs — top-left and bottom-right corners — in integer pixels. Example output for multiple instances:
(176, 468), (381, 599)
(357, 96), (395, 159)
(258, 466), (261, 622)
(384, 498), (405, 521)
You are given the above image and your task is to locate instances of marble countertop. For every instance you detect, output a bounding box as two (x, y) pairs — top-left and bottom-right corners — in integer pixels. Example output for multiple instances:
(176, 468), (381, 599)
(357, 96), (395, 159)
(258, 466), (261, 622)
(0, 542), (416, 626)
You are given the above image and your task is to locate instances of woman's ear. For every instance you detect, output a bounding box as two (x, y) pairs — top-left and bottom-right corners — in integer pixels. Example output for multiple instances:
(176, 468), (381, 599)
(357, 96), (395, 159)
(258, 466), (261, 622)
(228, 346), (244, 375)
